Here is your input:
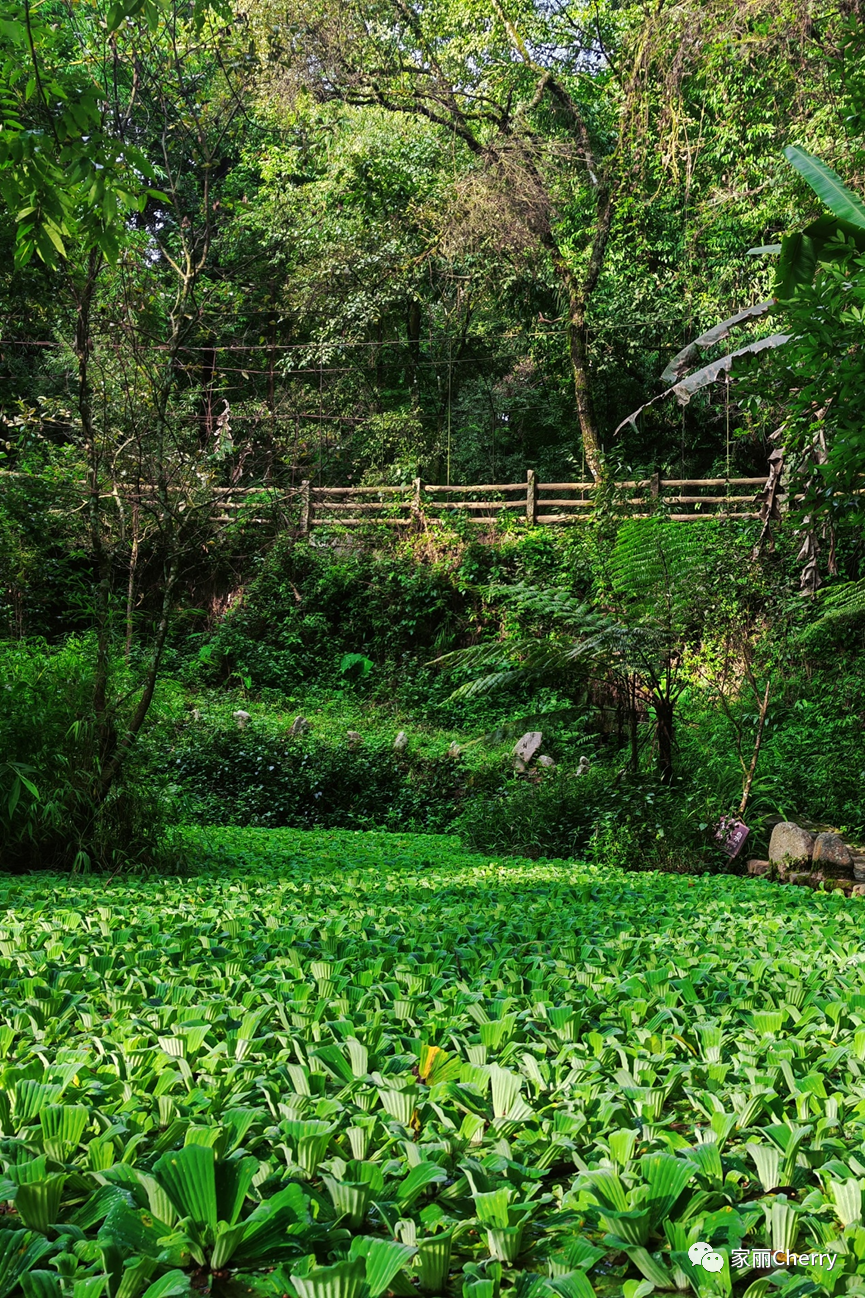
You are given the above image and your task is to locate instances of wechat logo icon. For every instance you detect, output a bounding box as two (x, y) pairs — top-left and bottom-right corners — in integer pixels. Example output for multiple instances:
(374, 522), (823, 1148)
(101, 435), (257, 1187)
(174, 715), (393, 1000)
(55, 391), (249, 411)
(689, 1242), (724, 1273)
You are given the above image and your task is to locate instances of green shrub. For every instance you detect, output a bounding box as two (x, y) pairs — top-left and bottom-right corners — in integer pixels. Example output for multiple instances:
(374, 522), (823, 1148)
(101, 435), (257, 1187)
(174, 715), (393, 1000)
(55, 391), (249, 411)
(676, 673), (865, 837)
(0, 639), (176, 872)
(458, 766), (719, 869)
(168, 717), (480, 832)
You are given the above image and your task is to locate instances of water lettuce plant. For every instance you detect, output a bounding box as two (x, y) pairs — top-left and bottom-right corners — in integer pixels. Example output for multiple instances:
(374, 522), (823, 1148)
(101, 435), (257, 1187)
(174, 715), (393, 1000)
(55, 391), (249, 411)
(0, 826), (863, 1297)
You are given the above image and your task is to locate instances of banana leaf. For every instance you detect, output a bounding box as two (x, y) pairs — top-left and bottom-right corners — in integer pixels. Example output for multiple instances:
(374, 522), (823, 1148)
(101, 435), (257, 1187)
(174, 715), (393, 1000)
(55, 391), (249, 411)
(783, 146), (865, 227)
(660, 301), (775, 383)
(775, 214), (865, 299)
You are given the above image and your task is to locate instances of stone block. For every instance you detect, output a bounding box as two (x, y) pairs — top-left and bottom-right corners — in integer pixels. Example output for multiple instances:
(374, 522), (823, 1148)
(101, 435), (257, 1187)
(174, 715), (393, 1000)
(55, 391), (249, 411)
(747, 859), (772, 876)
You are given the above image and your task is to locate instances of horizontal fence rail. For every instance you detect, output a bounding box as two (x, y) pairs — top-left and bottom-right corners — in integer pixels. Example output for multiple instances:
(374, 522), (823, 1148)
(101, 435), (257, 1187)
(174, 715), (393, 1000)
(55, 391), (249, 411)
(0, 470), (771, 531)
(302, 471), (768, 530)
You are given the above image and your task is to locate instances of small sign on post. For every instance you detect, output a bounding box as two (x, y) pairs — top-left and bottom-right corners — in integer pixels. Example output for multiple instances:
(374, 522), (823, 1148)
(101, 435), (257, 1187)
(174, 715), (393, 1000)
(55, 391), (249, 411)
(716, 815), (750, 858)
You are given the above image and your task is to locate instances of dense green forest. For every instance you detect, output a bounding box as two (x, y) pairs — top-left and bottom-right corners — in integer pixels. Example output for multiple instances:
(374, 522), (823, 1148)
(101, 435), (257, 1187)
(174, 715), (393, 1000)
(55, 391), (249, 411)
(2, 0), (865, 870)
(2, 2), (865, 1295)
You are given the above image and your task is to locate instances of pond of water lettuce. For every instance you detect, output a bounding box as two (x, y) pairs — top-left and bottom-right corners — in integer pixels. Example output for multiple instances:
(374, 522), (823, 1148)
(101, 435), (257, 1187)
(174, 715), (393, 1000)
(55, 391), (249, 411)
(0, 827), (863, 1298)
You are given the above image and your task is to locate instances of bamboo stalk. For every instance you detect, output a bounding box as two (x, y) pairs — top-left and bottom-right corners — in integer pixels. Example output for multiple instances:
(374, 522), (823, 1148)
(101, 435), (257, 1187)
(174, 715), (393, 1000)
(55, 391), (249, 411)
(425, 483), (526, 493)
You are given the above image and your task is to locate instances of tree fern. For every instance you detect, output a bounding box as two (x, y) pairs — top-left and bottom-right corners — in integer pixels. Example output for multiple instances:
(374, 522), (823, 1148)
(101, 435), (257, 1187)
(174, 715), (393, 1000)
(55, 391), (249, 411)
(434, 524), (719, 782)
(608, 518), (712, 631)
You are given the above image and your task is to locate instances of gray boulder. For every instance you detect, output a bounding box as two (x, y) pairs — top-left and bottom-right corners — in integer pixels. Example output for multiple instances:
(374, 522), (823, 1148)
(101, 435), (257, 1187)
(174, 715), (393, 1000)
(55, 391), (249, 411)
(289, 715), (311, 737)
(812, 832), (854, 877)
(233, 709), (250, 730)
(346, 730), (362, 750)
(747, 859), (772, 876)
(769, 822), (814, 863)
(393, 731), (409, 753)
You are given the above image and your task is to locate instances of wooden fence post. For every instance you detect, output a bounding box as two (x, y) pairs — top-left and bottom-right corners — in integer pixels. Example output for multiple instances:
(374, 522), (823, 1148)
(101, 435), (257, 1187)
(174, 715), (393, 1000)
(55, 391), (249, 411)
(412, 477), (422, 527)
(526, 469), (537, 525)
(299, 480), (311, 534)
(650, 470), (661, 501)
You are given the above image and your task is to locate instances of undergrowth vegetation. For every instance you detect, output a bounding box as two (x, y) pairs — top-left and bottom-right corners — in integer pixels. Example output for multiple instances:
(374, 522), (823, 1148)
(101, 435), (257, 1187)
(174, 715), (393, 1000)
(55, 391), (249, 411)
(0, 640), (174, 873)
(2, 829), (865, 1297)
(3, 517), (865, 872)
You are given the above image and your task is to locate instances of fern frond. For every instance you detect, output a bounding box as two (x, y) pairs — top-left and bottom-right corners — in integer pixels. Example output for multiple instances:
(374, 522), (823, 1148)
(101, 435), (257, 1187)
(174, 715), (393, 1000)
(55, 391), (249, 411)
(608, 517), (712, 627)
(448, 669), (536, 699)
(486, 583), (600, 627)
(802, 579), (865, 637)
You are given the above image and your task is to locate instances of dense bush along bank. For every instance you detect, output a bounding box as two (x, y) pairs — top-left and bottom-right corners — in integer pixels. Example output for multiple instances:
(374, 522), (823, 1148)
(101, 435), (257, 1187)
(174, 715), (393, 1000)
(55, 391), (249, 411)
(169, 723), (485, 833)
(0, 828), (864, 1296)
(3, 518), (865, 871)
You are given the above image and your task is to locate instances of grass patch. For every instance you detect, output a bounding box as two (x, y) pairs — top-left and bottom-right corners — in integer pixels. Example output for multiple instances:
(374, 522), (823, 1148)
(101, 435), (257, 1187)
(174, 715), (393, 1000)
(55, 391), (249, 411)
(0, 827), (862, 1296)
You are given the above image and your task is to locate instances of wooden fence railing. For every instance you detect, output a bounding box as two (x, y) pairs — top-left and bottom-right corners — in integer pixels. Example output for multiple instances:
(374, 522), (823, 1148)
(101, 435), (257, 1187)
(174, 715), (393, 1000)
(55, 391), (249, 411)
(299, 471), (767, 530)
(0, 470), (770, 530)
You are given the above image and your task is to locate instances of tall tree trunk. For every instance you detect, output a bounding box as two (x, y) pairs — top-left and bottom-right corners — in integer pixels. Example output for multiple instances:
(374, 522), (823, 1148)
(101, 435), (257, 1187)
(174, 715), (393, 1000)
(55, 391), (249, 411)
(99, 557), (179, 799)
(629, 674), (640, 773)
(407, 298), (421, 393)
(550, 182), (613, 482)
(74, 248), (113, 772)
(124, 498), (140, 661)
(653, 694), (675, 784)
